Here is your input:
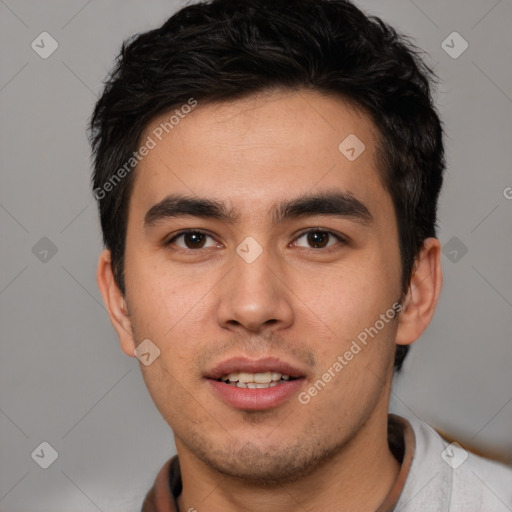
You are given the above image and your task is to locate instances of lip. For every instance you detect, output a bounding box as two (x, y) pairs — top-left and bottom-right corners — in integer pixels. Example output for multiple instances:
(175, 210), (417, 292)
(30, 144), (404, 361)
(204, 357), (307, 411)
(207, 379), (304, 410)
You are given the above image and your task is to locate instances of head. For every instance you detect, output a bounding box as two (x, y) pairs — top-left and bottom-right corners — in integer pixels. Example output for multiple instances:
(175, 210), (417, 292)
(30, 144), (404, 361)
(92, 0), (443, 484)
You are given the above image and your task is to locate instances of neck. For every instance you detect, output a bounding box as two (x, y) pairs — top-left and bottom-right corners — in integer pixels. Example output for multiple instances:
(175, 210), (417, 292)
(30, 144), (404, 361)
(176, 411), (400, 512)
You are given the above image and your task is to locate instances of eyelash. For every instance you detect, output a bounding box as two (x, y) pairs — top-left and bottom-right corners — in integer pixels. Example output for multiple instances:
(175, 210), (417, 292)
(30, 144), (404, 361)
(165, 228), (347, 253)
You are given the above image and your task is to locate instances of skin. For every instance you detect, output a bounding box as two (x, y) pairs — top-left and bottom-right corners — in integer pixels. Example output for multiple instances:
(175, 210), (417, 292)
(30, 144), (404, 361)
(97, 89), (442, 511)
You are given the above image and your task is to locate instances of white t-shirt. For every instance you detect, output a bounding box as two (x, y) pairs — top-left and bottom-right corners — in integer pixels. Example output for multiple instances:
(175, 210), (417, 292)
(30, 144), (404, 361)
(394, 414), (512, 511)
(141, 413), (512, 511)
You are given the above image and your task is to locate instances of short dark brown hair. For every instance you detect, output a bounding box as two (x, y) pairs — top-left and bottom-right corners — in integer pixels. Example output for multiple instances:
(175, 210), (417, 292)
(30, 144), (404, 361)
(89, 0), (445, 372)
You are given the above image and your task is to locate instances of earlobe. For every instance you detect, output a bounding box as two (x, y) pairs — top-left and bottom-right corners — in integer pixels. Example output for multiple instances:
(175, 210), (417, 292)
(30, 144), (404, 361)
(395, 237), (443, 346)
(96, 249), (136, 358)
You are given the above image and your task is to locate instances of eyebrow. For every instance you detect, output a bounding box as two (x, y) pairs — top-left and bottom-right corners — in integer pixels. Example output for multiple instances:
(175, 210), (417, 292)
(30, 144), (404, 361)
(143, 191), (373, 229)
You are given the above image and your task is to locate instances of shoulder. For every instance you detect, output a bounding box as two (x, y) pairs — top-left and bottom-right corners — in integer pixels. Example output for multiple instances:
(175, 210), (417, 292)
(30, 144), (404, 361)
(395, 415), (512, 511)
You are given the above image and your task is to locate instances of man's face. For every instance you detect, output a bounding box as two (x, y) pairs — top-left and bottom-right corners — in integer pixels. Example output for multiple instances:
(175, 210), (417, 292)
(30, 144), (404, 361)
(121, 89), (403, 482)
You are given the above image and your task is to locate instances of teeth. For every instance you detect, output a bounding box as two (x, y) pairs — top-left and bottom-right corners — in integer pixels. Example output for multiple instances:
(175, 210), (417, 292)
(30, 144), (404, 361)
(238, 372), (253, 383)
(220, 371), (291, 386)
(253, 371), (271, 383)
(239, 382), (278, 389)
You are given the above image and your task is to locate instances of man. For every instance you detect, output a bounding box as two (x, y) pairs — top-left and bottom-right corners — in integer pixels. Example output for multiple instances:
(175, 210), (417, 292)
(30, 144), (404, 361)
(90, 0), (512, 510)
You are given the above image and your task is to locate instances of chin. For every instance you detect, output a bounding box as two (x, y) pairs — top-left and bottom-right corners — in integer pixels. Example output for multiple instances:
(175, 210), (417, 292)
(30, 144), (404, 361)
(188, 435), (346, 486)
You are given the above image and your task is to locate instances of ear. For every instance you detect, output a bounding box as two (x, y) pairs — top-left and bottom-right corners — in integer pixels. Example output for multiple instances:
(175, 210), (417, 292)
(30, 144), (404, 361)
(395, 237), (443, 346)
(96, 249), (136, 358)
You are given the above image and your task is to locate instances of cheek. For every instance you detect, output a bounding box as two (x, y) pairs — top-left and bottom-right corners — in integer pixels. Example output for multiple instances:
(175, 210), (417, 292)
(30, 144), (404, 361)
(289, 250), (400, 383)
(297, 258), (397, 336)
(124, 247), (211, 359)
(140, 361), (209, 436)
(299, 300), (398, 417)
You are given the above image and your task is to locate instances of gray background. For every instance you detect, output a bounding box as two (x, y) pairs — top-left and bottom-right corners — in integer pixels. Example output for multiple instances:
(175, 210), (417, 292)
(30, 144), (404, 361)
(0, 0), (511, 510)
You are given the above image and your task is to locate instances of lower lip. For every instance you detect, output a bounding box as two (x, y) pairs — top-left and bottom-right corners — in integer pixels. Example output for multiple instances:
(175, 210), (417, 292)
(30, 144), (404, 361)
(207, 379), (304, 410)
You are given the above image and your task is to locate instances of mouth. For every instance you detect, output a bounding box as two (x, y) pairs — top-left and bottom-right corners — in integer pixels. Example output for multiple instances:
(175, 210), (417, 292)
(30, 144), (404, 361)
(205, 357), (306, 411)
(217, 371), (297, 389)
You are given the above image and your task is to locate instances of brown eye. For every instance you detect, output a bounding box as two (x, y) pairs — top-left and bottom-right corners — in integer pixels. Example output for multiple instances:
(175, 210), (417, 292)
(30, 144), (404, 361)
(182, 232), (206, 248)
(167, 230), (217, 250)
(307, 231), (329, 248)
(294, 230), (343, 250)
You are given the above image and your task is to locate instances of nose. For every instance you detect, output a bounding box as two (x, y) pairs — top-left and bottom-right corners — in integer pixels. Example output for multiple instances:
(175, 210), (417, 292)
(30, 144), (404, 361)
(216, 245), (294, 333)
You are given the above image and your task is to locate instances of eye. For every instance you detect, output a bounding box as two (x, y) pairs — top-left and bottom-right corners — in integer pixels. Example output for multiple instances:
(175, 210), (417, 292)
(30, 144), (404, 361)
(165, 229), (345, 252)
(293, 230), (345, 250)
(166, 230), (220, 250)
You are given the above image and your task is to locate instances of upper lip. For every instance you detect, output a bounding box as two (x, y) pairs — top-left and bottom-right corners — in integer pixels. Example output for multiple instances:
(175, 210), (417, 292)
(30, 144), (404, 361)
(205, 356), (307, 380)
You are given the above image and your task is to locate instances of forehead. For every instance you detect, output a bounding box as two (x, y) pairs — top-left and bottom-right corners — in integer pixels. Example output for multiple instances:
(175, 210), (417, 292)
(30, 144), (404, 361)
(129, 89), (390, 223)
